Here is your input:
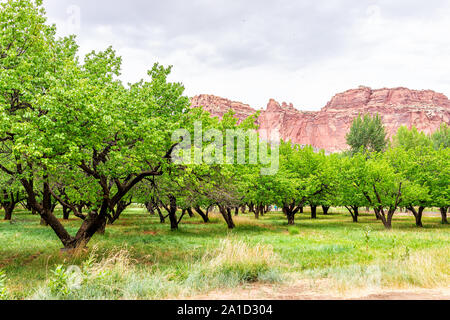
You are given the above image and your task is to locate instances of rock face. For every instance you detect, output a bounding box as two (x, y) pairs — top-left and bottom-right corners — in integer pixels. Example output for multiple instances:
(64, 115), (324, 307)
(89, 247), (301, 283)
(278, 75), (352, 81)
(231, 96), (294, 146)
(191, 87), (450, 153)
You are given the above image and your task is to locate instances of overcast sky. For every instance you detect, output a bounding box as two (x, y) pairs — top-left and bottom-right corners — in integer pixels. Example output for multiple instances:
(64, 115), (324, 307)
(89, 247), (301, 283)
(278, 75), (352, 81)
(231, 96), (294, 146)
(43, 0), (450, 111)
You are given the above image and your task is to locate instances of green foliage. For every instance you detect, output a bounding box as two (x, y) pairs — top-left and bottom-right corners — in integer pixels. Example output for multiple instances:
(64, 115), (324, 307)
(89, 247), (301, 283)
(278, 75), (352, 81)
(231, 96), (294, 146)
(391, 126), (432, 150)
(48, 265), (71, 297)
(431, 123), (450, 150)
(346, 114), (387, 154)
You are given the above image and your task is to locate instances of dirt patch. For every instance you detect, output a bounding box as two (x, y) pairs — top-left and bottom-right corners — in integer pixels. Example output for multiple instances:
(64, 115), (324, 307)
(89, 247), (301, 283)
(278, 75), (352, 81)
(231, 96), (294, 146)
(182, 221), (209, 225)
(143, 231), (158, 236)
(189, 280), (450, 300)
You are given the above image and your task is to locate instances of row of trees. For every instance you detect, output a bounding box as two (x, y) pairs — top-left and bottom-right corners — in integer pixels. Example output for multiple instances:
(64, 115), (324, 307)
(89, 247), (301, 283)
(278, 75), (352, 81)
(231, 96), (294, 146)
(1, 1), (448, 250)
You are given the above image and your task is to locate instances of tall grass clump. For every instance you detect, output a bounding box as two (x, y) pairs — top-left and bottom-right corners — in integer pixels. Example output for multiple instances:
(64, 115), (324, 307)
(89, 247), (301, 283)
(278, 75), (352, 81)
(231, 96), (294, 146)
(30, 240), (284, 300)
(31, 247), (137, 300)
(0, 270), (9, 300)
(185, 239), (284, 290)
(302, 247), (450, 293)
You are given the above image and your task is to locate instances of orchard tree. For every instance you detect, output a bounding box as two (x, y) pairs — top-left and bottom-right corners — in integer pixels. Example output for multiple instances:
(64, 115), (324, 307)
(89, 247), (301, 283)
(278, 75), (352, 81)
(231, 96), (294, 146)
(0, 172), (25, 220)
(273, 142), (330, 225)
(337, 155), (370, 223)
(0, 0), (194, 248)
(363, 154), (422, 229)
(305, 152), (338, 219)
(346, 114), (387, 154)
(423, 148), (450, 224)
(384, 145), (431, 227)
(391, 126), (433, 151)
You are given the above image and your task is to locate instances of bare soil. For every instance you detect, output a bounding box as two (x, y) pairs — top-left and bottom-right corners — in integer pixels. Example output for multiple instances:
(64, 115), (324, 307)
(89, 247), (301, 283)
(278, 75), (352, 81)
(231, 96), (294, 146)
(189, 280), (450, 300)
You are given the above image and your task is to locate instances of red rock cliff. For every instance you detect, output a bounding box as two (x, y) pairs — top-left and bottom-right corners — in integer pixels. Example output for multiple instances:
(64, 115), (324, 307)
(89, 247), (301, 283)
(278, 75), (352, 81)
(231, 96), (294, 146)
(191, 87), (450, 153)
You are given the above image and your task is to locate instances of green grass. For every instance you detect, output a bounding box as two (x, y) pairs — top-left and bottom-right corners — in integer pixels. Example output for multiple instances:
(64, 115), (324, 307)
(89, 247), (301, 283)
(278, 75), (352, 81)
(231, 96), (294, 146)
(0, 207), (448, 299)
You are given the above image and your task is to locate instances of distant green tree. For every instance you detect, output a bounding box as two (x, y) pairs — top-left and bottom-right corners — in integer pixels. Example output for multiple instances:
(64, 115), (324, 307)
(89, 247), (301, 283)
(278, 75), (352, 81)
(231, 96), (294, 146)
(431, 123), (450, 150)
(391, 126), (433, 150)
(346, 114), (387, 154)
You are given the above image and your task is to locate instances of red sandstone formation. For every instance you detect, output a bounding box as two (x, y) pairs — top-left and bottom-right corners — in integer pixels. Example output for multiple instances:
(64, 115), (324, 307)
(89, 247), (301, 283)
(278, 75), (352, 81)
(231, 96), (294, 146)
(190, 86), (450, 153)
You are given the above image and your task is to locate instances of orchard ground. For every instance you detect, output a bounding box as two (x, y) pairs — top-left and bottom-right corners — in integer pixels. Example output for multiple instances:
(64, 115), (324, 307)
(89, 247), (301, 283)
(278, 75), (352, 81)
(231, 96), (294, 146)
(0, 207), (448, 300)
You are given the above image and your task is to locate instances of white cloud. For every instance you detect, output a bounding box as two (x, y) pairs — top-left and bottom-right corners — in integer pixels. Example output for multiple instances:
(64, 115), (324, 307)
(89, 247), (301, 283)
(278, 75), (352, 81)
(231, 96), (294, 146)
(43, 0), (450, 111)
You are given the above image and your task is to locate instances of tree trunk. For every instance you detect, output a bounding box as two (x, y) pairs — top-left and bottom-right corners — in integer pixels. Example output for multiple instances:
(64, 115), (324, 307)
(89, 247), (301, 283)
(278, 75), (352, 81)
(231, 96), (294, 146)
(311, 206), (317, 219)
(2, 192), (18, 221)
(110, 199), (132, 224)
(352, 206), (359, 223)
(168, 209), (178, 230)
(219, 206), (235, 229)
(235, 207), (239, 216)
(287, 212), (295, 225)
(440, 207), (448, 224)
(345, 206), (359, 223)
(156, 206), (165, 223)
(408, 206), (424, 227)
(4, 206), (13, 221)
(3, 202), (16, 221)
(259, 204), (265, 217)
(187, 208), (194, 218)
(62, 206), (70, 220)
(379, 207), (395, 230)
(145, 202), (155, 215)
(194, 206), (210, 223)
(299, 206), (304, 214)
(69, 208), (109, 249)
(97, 217), (106, 235)
(374, 208), (382, 220)
(322, 206), (330, 215)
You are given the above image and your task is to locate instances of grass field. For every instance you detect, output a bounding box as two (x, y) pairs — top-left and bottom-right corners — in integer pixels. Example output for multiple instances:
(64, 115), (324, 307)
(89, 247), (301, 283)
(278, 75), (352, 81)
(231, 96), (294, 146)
(0, 207), (449, 300)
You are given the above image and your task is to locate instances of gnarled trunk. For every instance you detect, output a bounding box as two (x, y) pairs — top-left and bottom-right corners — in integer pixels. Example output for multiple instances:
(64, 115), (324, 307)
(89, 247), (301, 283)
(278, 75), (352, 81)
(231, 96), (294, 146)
(109, 198), (132, 224)
(374, 208), (382, 220)
(287, 212), (295, 225)
(378, 207), (396, 230)
(2, 191), (21, 221)
(407, 206), (425, 227)
(219, 206), (235, 229)
(194, 206), (209, 223)
(322, 206), (330, 215)
(2, 201), (16, 221)
(345, 206), (359, 223)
